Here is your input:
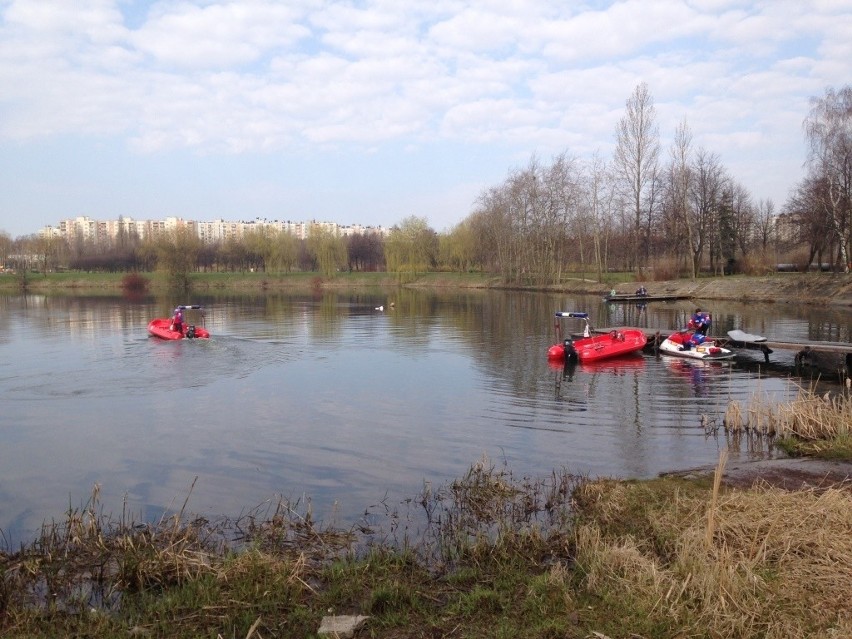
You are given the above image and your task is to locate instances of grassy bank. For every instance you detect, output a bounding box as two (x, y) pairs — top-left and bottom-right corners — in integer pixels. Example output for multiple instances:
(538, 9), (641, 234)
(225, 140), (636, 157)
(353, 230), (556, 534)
(0, 269), (637, 295)
(4, 270), (852, 306)
(0, 270), (504, 293)
(3, 436), (851, 638)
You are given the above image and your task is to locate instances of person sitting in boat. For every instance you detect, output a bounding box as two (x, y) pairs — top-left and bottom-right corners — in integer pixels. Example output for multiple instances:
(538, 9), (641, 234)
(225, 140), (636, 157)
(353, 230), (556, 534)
(635, 285), (648, 296)
(170, 307), (184, 334)
(688, 308), (711, 335)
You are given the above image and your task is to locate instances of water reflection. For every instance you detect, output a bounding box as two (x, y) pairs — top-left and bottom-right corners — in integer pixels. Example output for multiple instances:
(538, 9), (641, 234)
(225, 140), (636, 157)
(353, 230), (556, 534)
(0, 290), (848, 545)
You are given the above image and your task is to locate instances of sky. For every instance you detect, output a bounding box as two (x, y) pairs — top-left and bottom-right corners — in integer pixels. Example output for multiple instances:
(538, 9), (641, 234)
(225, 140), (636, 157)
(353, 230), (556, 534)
(0, 0), (850, 239)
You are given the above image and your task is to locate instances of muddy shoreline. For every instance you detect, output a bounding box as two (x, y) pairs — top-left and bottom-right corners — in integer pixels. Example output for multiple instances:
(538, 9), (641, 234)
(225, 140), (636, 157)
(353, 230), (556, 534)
(555, 272), (852, 307)
(663, 457), (852, 492)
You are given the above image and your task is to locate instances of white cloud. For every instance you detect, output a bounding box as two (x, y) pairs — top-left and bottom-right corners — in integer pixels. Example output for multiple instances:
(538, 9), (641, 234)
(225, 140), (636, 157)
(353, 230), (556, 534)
(130, 1), (311, 68)
(0, 0), (850, 235)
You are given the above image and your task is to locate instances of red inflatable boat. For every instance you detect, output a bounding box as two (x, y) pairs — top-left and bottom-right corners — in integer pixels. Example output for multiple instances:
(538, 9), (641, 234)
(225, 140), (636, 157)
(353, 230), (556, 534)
(148, 305), (210, 340)
(547, 312), (647, 363)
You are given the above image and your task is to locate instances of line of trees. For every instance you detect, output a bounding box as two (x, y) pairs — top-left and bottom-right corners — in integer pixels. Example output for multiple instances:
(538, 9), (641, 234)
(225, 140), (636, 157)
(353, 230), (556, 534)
(458, 83), (851, 284)
(2, 84), (850, 282)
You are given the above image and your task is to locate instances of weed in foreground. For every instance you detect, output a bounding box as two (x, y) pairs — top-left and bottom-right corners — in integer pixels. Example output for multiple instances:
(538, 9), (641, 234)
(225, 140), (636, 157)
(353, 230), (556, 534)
(2, 455), (851, 638)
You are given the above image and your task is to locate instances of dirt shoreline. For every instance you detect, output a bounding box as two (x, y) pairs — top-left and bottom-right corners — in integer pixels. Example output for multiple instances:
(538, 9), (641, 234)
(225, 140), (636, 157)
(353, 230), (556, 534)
(561, 272), (852, 307)
(5, 271), (852, 306)
(663, 456), (852, 492)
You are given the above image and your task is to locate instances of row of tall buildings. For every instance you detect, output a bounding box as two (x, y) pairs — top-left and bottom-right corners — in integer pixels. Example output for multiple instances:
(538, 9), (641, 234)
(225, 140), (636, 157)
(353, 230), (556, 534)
(39, 216), (391, 245)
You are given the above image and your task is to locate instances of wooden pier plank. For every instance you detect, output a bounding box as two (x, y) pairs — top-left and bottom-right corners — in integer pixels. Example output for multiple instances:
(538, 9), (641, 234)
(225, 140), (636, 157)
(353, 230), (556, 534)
(604, 294), (689, 303)
(596, 327), (852, 356)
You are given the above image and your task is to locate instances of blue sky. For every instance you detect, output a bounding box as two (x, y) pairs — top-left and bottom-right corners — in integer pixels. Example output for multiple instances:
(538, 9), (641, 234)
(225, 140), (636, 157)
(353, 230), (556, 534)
(1, 0), (850, 238)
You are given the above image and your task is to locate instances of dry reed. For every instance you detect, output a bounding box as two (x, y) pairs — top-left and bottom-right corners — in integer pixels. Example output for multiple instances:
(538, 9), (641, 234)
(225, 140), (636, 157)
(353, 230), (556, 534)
(573, 454), (852, 639)
(724, 384), (852, 441)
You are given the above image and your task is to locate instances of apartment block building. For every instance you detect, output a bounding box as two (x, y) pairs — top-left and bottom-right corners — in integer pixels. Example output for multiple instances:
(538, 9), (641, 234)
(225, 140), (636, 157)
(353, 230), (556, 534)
(40, 216), (389, 245)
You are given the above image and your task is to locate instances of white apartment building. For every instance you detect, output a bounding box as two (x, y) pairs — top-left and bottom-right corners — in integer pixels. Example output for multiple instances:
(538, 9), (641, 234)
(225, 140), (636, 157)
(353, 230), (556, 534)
(40, 216), (389, 245)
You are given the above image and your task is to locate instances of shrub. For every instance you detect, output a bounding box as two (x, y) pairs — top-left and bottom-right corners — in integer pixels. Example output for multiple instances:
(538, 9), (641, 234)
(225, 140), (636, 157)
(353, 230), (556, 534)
(121, 272), (149, 293)
(648, 256), (681, 281)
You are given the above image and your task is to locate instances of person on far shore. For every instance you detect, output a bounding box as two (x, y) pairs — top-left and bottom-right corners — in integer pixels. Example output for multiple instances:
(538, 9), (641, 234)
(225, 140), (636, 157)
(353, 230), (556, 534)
(635, 285), (648, 296)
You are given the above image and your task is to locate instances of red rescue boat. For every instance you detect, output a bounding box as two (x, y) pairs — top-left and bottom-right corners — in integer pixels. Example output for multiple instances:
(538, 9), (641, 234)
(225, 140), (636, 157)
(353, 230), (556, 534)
(148, 305), (210, 340)
(547, 312), (647, 363)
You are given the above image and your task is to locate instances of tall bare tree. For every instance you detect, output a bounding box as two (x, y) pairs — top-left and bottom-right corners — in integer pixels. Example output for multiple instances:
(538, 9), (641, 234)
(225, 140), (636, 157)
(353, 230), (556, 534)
(804, 85), (852, 272)
(544, 152), (580, 282)
(471, 186), (514, 281)
(785, 175), (835, 268)
(753, 198), (776, 254)
(729, 183), (758, 261)
(689, 148), (727, 277)
(613, 82), (660, 270)
(580, 153), (615, 281)
(661, 118), (693, 274)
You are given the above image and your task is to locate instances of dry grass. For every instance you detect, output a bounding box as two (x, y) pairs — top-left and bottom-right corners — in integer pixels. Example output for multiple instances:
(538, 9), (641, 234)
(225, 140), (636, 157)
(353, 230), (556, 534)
(724, 384), (852, 441)
(573, 453), (852, 638)
(3, 456), (851, 638)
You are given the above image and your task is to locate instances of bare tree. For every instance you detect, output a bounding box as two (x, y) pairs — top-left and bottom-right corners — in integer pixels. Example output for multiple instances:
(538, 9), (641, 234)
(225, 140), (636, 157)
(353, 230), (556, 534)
(613, 82), (660, 270)
(785, 175), (834, 268)
(753, 199), (775, 250)
(803, 85), (852, 272)
(688, 148), (727, 277)
(471, 186), (514, 281)
(346, 232), (384, 272)
(579, 153), (616, 281)
(730, 183), (758, 259)
(661, 118), (693, 274)
(537, 154), (573, 283)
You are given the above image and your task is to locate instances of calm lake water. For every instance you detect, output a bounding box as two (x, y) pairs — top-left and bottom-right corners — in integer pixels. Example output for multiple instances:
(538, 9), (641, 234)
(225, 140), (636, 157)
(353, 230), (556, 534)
(1, 289), (850, 544)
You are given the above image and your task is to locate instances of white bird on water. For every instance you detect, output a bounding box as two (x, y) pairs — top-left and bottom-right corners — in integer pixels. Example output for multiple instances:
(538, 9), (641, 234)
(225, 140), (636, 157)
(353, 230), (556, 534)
(375, 305), (384, 311)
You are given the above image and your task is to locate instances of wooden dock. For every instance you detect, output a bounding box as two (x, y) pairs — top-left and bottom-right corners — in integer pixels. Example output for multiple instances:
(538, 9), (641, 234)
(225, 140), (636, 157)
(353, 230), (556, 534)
(604, 294), (689, 303)
(596, 326), (852, 375)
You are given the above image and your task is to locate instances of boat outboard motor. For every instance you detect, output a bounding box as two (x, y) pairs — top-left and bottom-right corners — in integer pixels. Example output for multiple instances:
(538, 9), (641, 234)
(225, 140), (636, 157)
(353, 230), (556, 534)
(562, 338), (578, 365)
(186, 325), (196, 339)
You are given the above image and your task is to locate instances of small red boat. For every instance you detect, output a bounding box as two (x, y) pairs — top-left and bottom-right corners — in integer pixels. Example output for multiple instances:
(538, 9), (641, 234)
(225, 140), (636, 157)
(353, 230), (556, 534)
(148, 305), (210, 340)
(547, 312), (647, 363)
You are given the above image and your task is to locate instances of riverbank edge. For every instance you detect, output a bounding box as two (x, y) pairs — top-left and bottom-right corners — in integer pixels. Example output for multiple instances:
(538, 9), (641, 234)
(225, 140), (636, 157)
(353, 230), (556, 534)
(4, 271), (852, 306)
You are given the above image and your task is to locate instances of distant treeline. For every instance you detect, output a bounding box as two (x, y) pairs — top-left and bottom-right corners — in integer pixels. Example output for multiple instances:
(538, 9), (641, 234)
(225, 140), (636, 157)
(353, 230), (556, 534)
(3, 83), (850, 281)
